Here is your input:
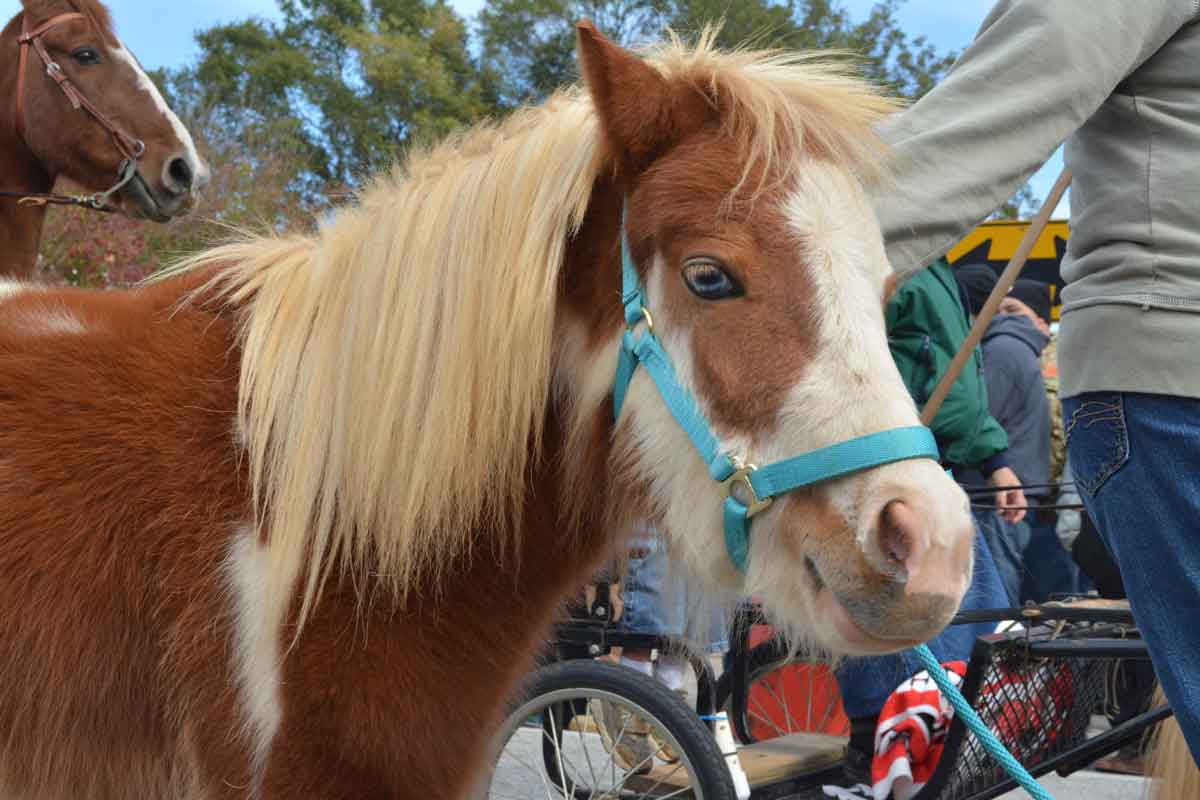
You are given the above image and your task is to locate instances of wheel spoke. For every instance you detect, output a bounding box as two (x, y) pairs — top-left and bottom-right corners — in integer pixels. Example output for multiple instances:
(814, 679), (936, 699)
(748, 690), (788, 737)
(497, 727), (558, 799)
(575, 705), (602, 799)
(762, 675), (794, 733)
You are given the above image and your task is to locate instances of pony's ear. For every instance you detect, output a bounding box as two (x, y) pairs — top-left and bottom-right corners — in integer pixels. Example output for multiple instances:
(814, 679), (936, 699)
(576, 20), (703, 171)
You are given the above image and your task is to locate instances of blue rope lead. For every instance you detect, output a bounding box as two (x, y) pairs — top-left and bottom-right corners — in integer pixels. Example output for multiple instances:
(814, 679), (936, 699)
(912, 644), (1054, 800)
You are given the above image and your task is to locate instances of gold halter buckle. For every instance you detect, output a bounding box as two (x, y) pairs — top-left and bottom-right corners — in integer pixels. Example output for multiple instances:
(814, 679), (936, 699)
(722, 458), (773, 517)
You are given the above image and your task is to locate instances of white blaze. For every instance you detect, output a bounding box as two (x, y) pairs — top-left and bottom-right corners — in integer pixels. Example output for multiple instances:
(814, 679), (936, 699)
(111, 42), (209, 188)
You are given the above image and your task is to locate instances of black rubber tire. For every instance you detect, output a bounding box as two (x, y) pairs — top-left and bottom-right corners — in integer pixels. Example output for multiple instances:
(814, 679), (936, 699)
(505, 659), (737, 800)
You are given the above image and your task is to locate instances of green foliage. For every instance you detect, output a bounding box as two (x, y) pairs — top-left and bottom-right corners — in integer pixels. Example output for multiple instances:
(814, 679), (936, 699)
(477, 0), (959, 106)
(47, 0), (967, 287)
(176, 0), (490, 188)
(477, 0), (669, 106)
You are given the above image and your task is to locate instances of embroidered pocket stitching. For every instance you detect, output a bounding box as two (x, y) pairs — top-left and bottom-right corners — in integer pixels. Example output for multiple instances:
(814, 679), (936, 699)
(1065, 397), (1128, 496)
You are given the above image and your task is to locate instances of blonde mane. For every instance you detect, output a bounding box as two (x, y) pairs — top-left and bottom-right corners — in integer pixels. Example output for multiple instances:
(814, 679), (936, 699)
(173, 30), (898, 626)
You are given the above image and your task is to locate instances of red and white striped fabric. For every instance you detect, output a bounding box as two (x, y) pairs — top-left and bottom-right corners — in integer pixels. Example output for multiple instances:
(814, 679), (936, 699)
(870, 661), (968, 800)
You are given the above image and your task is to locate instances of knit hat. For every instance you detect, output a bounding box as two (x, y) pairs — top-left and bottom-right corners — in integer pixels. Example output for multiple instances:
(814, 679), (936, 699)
(1008, 279), (1052, 324)
(953, 263), (998, 315)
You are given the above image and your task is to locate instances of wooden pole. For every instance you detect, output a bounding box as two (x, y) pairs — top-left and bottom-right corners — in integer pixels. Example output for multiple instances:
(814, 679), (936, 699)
(920, 168), (1073, 426)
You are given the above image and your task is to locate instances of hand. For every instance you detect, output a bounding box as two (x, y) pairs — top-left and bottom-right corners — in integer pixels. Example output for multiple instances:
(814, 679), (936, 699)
(988, 466), (1027, 524)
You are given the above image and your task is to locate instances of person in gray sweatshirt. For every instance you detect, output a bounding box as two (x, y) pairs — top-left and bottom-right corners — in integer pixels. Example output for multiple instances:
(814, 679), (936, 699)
(869, 0), (1200, 761)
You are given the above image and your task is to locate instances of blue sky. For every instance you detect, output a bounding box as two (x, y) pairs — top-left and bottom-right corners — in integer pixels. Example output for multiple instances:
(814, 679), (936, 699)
(3, 0), (1064, 213)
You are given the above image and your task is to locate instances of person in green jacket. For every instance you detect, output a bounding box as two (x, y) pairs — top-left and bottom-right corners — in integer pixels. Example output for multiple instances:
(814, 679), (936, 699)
(888, 259), (1026, 521)
(827, 259), (1021, 795)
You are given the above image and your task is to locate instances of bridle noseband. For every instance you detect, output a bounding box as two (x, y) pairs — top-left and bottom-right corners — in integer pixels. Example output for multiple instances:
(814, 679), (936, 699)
(2, 11), (145, 212)
(612, 202), (941, 572)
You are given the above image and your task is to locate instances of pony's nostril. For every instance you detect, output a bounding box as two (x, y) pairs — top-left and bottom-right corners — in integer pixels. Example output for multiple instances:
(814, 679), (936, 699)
(879, 499), (912, 564)
(163, 156), (194, 194)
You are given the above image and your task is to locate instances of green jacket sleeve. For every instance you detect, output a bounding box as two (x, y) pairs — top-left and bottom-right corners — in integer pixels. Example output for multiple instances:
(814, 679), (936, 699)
(886, 262), (1008, 469)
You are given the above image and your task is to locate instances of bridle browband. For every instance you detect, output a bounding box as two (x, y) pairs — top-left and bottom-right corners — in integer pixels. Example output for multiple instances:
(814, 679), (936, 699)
(1, 11), (144, 212)
(612, 201), (941, 572)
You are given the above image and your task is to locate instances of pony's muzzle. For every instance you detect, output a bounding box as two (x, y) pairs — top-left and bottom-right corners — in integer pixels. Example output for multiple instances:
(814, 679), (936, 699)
(866, 491), (972, 595)
(843, 489), (974, 640)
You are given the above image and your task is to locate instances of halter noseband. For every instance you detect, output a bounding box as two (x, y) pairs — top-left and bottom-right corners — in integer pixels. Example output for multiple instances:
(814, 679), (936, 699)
(3, 11), (145, 212)
(612, 202), (941, 572)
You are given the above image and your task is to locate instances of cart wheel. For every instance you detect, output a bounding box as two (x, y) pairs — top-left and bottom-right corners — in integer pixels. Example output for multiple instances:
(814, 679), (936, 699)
(478, 659), (737, 799)
(716, 641), (850, 743)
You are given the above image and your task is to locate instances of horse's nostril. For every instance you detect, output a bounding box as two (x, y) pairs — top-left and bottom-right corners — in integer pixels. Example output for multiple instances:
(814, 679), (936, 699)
(878, 499), (914, 565)
(163, 156), (194, 194)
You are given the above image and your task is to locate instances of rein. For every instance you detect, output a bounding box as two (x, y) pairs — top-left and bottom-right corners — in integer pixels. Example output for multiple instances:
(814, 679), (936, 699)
(2, 11), (144, 213)
(612, 202), (941, 572)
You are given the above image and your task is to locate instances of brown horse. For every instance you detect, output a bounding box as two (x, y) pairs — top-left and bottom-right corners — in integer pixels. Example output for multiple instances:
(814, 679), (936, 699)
(0, 23), (974, 799)
(0, 0), (208, 279)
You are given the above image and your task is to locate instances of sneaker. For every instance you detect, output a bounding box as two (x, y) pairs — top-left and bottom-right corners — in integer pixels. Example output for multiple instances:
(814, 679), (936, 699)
(591, 700), (654, 775)
(820, 780), (872, 799)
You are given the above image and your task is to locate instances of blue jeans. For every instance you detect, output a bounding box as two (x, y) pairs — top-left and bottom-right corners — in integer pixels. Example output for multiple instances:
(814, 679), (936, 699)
(975, 510), (1029, 606)
(1021, 514), (1092, 602)
(835, 528), (1010, 719)
(621, 529), (729, 654)
(978, 509), (1090, 605)
(1063, 392), (1200, 762)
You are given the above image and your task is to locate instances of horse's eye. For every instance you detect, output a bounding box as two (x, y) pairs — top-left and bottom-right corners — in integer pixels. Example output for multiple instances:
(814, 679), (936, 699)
(71, 47), (102, 66)
(682, 257), (742, 300)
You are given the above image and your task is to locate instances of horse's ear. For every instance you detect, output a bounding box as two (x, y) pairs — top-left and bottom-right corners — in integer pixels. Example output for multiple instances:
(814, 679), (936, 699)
(576, 20), (701, 171)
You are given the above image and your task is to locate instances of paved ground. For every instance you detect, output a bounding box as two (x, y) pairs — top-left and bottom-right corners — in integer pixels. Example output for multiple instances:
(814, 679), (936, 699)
(996, 770), (1147, 799)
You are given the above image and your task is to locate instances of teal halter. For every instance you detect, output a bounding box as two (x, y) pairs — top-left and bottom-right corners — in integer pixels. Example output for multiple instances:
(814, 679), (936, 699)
(612, 205), (940, 572)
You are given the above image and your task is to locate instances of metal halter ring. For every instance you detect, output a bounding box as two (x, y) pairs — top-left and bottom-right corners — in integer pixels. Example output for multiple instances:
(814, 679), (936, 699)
(722, 461), (773, 517)
(627, 306), (654, 334)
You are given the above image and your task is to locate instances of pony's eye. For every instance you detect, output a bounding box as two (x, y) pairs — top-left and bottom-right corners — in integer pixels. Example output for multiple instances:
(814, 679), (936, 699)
(71, 47), (102, 66)
(682, 257), (742, 300)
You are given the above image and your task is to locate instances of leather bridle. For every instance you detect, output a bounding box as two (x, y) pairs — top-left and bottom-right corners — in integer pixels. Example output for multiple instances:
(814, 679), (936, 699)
(2, 11), (145, 212)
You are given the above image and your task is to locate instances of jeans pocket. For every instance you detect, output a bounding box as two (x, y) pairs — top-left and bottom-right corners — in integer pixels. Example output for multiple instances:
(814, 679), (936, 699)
(1063, 393), (1129, 497)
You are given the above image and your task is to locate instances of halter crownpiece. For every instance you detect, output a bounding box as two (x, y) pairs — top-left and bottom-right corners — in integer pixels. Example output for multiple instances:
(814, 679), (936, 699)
(612, 200), (941, 572)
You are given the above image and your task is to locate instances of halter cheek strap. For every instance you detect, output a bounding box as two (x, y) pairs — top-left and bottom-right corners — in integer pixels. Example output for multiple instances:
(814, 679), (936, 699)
(612, 201), (940, 572)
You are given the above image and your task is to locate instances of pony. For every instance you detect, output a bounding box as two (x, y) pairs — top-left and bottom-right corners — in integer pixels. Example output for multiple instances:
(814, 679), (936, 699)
(0, 22), (974, 799)
(0, 0), (208, 278)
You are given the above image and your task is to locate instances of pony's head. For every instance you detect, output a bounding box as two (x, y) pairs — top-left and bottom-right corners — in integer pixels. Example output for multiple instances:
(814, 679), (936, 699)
(567, 24), (974, 655)
(178, 22), (972, 655)
(8, 0), (208, 219)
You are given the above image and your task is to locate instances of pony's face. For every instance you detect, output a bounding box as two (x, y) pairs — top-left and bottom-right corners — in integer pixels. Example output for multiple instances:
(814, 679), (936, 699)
(575, 24), (974, 656)
(15, 0), (208, 220)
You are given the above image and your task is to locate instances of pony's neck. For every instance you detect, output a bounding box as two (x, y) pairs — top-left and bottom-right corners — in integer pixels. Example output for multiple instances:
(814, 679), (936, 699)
(0, 17), (52, 281)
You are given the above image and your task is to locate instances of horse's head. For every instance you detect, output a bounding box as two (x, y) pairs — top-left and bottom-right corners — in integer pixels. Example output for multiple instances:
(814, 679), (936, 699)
(569, 25), (974, 656)
(10, 0), (208, 219)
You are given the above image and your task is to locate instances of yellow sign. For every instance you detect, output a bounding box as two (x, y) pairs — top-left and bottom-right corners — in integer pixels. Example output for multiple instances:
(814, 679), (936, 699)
(947, 219), (1070, 319)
